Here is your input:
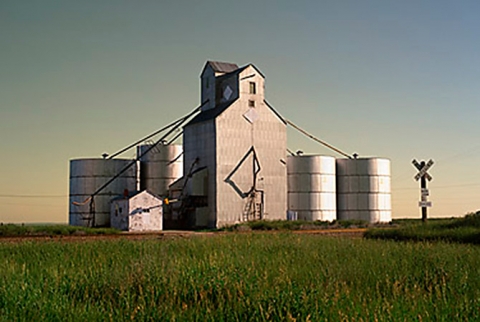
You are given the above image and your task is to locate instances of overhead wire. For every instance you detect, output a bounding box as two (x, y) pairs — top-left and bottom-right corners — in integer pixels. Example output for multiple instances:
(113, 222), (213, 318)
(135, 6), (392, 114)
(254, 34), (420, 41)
(90, 104), (202, 199)
(395, 182), (480, 191)
(166, 130), (183, 145)
(69, 103), (204, 226)
(286, 148), (295, 156)
(0, 202), (66, 208)
(285, 119), (352, 159)
(108, 118), (184, 159)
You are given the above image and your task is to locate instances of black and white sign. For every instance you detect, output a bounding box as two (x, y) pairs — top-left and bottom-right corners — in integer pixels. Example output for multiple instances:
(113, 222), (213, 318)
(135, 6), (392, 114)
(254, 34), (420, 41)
(413, 159), (434, 181)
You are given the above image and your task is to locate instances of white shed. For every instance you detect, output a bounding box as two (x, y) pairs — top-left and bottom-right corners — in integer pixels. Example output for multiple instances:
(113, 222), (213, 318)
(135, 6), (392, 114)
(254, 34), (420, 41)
(110, 190), (163, 231)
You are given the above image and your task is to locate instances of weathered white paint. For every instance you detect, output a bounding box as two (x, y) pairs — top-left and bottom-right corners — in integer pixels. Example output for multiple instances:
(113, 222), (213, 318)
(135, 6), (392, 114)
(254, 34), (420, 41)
(110, 190), (163, 231)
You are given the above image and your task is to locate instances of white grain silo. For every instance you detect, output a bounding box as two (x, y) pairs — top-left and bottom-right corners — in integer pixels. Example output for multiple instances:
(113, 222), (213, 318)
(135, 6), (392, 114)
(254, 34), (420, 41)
(181, 61), (287, 229)
(287, 155), (336, 221)
(137, 144), (183, 197)
(69, 158), (137, 227)
(336, 158), (391, 223)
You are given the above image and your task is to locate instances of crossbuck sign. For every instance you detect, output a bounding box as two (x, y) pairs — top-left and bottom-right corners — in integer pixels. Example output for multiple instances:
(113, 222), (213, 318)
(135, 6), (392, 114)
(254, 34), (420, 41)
(412, 159), (434, 222)
(413, 159), (434, 181)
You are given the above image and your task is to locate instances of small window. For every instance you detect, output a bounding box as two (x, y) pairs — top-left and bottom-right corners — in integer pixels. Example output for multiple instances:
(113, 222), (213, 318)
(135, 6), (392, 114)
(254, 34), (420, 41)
(206, 78), (209, 89)
(248, 100), (255, 107)
(249, 82), (256, 94)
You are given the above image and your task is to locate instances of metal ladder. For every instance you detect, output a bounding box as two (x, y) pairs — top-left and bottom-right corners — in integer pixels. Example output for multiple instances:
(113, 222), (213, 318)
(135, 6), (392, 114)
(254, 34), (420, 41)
(242, 192), (262, 221)
(242, 193), (255, 221)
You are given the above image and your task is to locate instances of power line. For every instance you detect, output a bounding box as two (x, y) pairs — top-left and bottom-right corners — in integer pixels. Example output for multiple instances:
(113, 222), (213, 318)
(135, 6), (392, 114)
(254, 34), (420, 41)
(394, 182), (480, 191)
(0, 202), (65, 207)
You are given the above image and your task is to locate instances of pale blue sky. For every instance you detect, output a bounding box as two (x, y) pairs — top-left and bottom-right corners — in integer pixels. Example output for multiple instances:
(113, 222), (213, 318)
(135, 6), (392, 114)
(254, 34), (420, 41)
(1, 1), (480, 223)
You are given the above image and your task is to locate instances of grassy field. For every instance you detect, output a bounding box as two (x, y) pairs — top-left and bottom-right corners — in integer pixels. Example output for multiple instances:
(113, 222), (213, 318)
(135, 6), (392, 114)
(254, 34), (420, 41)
(222, 219), (370, 231)
(0, 224), (119, 237)
(366, 212), (480, 245)
(1, 233), (479, 321)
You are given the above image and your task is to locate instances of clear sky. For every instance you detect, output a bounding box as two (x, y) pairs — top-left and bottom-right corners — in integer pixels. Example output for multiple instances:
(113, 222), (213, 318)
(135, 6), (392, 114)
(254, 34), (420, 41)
(1, 0), (480, 223)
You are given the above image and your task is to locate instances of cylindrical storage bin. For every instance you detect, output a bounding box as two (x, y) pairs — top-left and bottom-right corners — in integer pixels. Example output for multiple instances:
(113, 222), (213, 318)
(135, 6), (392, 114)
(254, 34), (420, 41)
(137, 144), (183, 197)
(69, 158), (137, 227)
(336, 158), (391, 223)
(287, 155), (336, 221)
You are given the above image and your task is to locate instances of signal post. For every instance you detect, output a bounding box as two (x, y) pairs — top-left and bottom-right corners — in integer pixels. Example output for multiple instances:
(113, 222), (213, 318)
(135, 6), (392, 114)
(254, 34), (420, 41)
(412, 159), (434, 222)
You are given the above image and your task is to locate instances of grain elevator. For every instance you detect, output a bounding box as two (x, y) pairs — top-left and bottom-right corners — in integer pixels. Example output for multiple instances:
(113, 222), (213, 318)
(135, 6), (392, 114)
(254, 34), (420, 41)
(68, 60), (392, 230)
(180, 62), (287, 228)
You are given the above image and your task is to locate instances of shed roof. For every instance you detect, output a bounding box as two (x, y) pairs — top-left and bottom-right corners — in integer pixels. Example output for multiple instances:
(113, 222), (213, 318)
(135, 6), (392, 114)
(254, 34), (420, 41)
(184, 99), (286, 126)
(186, 100), (234, 126)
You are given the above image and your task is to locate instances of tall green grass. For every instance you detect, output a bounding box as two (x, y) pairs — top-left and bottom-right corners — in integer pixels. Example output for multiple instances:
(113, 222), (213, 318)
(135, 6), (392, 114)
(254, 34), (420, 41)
(0, 224), (118, 237)
(222, 219), (370, 231)
(366, 212), (480, 245)
(1, 234), (478, 320)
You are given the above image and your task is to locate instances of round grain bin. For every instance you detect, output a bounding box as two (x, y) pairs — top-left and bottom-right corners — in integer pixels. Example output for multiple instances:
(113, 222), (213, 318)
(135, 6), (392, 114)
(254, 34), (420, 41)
(69, 158), (137, 227)
(287, 155), (336, 221)
(137, 144), (183, 197)
(336, 158), (391, 223)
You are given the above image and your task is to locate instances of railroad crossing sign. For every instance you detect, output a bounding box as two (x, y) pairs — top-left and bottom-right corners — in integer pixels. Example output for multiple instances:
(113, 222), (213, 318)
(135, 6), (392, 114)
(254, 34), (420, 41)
(412, 159), (434, 222)
(418, 201), (432, 207)
(413, 159), (434, 181)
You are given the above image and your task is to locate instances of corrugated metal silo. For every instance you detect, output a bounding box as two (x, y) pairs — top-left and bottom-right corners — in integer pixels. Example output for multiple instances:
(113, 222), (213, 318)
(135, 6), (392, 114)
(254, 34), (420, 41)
(336, 158), (391, 223)
(69, 158), (137, 227)
(287, 155), (336, 221)
(137, 144), (183, 197)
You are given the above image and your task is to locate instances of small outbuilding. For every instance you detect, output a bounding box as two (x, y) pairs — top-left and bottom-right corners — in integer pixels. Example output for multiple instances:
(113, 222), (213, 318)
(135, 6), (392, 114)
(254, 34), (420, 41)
(110, 190), (163, 231)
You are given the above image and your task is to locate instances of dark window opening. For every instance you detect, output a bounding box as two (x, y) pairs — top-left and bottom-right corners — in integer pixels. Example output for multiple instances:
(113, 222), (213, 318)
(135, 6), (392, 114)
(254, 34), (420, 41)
(249, 100), (255, 107)
(249, 82), (256, 94)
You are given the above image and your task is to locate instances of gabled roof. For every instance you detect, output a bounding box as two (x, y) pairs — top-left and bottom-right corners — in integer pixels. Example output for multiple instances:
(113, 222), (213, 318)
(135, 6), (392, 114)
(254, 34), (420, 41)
(214, 65), (248, 83)
(205, 61), (239, 74)
(186, 63), (278, 127)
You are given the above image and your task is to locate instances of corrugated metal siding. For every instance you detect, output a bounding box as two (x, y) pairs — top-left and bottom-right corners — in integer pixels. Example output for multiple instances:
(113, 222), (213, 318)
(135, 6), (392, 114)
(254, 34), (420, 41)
(216, 67), (287, 227)
(69, 159), (137, 227)
(137, 144), (183, 197)
(287, 155), (336, 221)
(336, 158), (392, 223)
(183, 120), (217, 227)
(184, 64), (287, 228)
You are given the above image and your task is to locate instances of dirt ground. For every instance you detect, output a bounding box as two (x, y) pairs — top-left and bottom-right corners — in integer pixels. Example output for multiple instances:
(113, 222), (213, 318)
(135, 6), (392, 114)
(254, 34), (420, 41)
(0, 228), (366, 243)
